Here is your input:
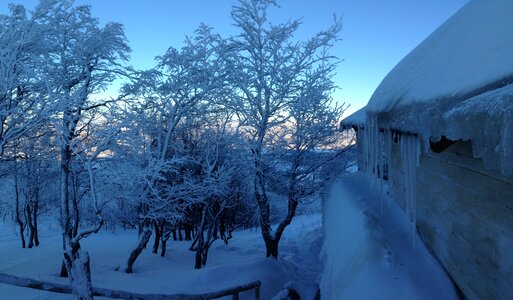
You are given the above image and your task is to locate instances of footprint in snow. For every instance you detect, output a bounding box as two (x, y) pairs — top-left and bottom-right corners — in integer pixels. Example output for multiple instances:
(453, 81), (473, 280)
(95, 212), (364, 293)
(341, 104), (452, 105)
(383, 244), (395, 266)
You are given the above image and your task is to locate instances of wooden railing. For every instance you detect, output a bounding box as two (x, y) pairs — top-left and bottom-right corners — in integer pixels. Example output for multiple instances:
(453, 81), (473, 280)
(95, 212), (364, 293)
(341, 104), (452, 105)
(0, 272), (261, 300)
(199, 280), (261, 300)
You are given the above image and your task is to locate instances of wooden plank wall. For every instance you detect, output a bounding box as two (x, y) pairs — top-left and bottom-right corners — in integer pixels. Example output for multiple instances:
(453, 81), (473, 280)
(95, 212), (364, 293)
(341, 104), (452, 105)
(388, 140), (513, 300)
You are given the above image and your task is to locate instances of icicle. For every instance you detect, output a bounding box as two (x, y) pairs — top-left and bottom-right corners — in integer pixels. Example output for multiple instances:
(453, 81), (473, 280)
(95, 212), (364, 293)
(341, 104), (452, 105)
(365, 117), (380, 194)
(357, 125), (366, 171)
(382, 129), (392, 212)
(400, 133), (420, 248)
(385, 130), (392, 182)
(376, 131), (385, 213)
(360, 117), (393, 214)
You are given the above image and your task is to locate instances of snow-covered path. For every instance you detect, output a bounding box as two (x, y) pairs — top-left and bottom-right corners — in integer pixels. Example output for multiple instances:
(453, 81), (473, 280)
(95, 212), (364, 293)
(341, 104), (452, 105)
(321, 172), (458, 299)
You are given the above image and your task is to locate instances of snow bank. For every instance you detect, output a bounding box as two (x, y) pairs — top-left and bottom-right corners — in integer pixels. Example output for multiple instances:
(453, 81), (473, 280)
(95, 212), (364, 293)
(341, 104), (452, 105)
(367, 0), (513, 113)
(321, 173), (457, 299)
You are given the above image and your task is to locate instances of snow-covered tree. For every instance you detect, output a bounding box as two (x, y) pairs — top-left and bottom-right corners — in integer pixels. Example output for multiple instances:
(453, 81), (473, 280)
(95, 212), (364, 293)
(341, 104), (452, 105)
(33, 0), (130, 297)
(16, 128), (58, 248)
(0, 4), (50, 156)
(273, 66), (348, 248)
(118, 24), (230, 273)
(228, 0), (342, 258)
(179, 114), (245, 269)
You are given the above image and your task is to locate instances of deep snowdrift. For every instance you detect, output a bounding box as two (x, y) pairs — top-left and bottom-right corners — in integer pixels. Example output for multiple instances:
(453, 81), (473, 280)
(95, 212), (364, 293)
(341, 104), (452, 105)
(320, 172), (458, 299)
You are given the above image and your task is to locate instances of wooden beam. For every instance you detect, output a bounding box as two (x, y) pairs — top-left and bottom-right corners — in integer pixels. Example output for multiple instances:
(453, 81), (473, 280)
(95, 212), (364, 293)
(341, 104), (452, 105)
(0, 273), (261, 300)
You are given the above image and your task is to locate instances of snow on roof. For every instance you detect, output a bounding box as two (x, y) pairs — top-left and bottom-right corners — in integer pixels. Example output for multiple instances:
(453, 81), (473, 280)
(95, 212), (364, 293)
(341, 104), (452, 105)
(340, 106), (367, 127)
(445, 84), (513, 120)
(366, 0), (513, 113)
(443, 83), (513, 175)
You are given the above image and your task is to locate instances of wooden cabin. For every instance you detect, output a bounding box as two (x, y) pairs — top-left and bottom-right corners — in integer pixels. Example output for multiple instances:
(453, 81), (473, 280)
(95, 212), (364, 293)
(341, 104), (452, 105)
(342, 1), (513, 298)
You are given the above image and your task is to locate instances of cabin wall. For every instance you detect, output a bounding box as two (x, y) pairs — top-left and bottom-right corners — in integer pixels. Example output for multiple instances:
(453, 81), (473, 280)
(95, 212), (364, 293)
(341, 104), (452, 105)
(388, 140), (513, 299)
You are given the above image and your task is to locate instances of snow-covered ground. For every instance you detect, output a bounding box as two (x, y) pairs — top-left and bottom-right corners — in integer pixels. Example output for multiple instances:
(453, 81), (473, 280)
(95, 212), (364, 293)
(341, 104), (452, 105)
(0, 213), (323, 299)
(1, 173), (459, 299)
(321, 172), (458, 299)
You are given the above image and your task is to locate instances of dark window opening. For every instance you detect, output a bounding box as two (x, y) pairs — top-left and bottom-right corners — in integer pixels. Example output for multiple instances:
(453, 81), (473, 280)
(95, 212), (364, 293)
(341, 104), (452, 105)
(429, 136), (455, 153)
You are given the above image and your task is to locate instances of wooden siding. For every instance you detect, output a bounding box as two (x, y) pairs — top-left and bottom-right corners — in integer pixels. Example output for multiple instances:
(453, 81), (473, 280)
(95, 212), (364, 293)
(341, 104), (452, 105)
(388, 140), (513, 300)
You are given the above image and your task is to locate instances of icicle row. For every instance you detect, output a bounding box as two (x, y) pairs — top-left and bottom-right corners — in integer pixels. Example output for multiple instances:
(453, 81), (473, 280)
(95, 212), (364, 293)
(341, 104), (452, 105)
(361, 117), (391, 212)
(361, 118), (420, 248)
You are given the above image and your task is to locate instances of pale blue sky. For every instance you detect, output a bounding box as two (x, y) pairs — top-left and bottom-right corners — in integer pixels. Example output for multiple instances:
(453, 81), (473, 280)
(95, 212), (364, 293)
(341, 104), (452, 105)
(2, 0), (468, 116)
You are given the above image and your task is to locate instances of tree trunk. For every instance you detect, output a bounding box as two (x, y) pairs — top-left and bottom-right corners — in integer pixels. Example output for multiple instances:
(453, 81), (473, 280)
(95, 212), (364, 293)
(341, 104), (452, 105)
(264, 237), (278, 258)
(123, 228), (151, 273)
(264, 163), (301, 259)
(160, 238), (167, 257)
(189, 229), (199, 251)
(178, 223), (183, 241)
(193, 205), (219, 269)
(258, 154), (301, 259)
(60, 260), (68, 278)
(17, 220), (26, 249)
(152, 221), (161, 254)
(14, 168), (25, 249)
(185, 226), (192, 241)
(72, 175), (80, 238)
(194, 205), (206, 270)
(194, 248), (202, 269)
(60, 123), (95, 299)
(33, 201), (39, 246)
(213, 222), (218, 239)
(160, 225), (171, 257)
(201, 246), (210, 267)
(26, 204), (35, 248)
(220, 214), (227, 244)
(252, 147), (277, 258)
(200, 223), (217, 267)
(63, 245), (94, 300)
(255, 188), (276, 258)
(29, 184), (40, 247)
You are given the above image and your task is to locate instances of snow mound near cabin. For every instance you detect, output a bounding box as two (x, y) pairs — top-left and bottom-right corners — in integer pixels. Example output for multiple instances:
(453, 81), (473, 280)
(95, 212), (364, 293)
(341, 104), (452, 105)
(367, 0), (513, 113)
